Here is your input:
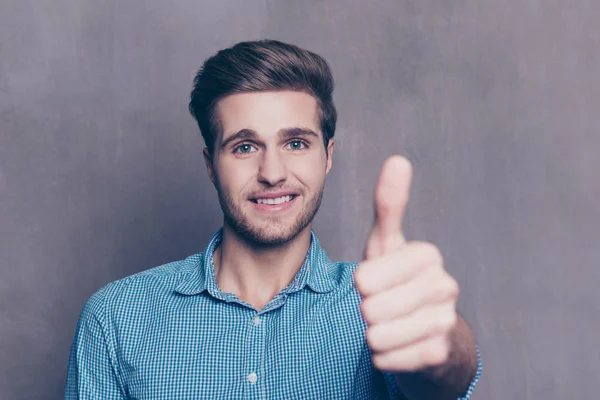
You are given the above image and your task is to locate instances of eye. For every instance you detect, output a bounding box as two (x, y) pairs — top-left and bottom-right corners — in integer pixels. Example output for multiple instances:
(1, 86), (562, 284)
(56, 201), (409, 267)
(233, 143), (257, 154)
(286, 140), (308, 151)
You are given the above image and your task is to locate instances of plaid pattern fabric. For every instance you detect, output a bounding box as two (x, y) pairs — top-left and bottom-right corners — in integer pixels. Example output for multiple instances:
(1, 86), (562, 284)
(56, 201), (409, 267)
(65, 228), (482, 399)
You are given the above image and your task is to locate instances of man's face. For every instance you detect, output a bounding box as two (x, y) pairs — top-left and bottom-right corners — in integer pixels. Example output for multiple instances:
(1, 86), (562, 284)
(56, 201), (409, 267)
(204, 91), (334, 246)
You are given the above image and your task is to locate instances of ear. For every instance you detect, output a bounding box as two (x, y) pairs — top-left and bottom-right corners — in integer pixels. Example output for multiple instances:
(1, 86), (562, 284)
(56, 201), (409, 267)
(203, 147), (217, 186)
(325, 139), (334, 175)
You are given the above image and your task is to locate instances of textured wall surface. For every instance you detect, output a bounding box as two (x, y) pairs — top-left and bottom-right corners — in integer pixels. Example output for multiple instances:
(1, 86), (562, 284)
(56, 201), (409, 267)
(1, 1), (598, 399)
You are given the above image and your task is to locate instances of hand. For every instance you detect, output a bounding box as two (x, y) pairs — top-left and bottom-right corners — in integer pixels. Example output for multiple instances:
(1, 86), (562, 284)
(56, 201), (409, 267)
(354, 155), (460, 372)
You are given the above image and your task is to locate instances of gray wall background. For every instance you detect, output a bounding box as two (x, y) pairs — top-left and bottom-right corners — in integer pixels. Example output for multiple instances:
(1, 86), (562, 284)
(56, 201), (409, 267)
(1, 1), (598, 399)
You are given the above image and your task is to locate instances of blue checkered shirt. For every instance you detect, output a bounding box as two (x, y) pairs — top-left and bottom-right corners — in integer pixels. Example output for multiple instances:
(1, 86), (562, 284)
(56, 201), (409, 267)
(65, 228), (482, 399)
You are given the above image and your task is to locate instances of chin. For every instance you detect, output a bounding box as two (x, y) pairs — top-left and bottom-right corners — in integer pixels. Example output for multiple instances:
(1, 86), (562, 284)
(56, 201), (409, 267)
(224, 213), (308, 247)
(244, 224), (303, 247)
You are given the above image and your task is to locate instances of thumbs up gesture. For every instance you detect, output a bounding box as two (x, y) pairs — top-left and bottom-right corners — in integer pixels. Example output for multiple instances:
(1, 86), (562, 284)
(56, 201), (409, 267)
(354, 155), (460, 372)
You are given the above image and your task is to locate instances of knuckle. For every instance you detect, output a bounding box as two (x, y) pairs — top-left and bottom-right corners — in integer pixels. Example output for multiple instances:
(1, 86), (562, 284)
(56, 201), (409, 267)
(431, 349), (449, 366)
(428, 244), (443, 263)
(423, 338), (450, 365)
(438, 276), (459, 298)
(364, 239), (379, 260)
(371, 353), (387, 370)
(437, 311), (457, 332)
(448, 278), (460, 298)
(412, 241), (443, 264)
(365, 327), (380, 350)
(430, 305), (456, 331)
(437, 340), (451, 363)
(353, 268), (368, 293)
(360, 299), (376, 323)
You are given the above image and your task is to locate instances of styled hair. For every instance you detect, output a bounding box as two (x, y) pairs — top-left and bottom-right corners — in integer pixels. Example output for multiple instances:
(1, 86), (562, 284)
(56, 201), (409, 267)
(188, 39), (337, 155)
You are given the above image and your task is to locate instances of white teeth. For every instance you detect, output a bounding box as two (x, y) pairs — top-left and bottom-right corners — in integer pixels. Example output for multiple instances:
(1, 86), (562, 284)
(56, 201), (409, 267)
(256, 195), (294, 205)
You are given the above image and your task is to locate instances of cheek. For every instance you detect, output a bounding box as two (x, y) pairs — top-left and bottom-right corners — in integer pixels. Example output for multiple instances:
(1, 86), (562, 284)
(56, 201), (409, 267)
(291, 154), (328, 188)
(216, 160), (257, 195)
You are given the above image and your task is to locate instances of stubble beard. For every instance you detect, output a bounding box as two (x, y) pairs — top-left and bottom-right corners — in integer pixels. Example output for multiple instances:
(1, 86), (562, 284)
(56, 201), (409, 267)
(215, 179), (325, 247)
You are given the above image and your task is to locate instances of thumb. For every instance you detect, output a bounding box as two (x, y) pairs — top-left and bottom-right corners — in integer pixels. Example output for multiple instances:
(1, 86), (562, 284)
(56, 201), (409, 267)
(372, 155), (412, 254)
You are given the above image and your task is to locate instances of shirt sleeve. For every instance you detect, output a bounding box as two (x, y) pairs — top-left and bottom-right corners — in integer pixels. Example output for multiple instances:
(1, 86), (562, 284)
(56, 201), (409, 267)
(64, 288), (126, 399)
(383, 344), (483, 400)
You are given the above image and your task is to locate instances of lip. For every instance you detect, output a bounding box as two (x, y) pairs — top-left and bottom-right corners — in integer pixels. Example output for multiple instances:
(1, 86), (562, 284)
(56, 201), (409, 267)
(250, 194), (299, 214)
(249, 190), (300, 200)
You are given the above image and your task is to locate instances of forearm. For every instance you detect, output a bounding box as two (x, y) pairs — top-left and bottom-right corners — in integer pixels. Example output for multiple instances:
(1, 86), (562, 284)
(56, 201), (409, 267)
(394, 314), (479, 400)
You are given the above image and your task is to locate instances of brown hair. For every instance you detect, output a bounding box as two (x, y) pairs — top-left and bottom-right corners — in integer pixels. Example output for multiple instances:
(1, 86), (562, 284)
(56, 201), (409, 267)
(188, 39), (337, 155)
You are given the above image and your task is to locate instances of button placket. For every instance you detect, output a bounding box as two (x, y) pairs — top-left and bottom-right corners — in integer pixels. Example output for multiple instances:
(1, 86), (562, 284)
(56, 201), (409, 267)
(247, 372), (258, 384)
(244, 312), (266, 398)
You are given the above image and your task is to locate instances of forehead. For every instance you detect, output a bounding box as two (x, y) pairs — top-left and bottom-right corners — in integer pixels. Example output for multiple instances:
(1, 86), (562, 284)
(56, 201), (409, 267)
(215, 91), (321, 140)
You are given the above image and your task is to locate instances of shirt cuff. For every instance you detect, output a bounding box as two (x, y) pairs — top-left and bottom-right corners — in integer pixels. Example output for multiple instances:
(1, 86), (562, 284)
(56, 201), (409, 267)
(382, 343), (483, 400)
(458, 344), (483, 399)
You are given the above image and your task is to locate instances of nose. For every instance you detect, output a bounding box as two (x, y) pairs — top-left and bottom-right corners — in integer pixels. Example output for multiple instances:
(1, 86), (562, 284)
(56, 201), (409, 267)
(257, 148), (287, 186)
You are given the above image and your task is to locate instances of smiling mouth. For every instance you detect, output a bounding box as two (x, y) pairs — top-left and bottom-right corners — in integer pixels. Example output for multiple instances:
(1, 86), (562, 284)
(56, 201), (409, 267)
(250, 195), (298, 205)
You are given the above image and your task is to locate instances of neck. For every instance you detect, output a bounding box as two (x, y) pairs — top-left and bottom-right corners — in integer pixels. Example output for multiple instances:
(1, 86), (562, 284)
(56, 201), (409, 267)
(213, 222), (313, 311)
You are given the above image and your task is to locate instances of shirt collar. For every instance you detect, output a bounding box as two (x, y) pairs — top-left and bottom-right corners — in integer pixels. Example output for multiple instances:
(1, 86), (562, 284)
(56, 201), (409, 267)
(174, 227), (338, 296)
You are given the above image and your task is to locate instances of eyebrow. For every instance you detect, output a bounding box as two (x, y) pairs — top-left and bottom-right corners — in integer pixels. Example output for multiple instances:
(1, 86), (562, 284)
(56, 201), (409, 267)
(220, 127), (320, 149)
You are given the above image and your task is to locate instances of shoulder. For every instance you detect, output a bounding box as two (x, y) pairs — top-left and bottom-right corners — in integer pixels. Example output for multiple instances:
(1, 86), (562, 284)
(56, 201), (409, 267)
(324, 260), (362, 296)
(79, 253), (203, 320)
(332, 260), (360, 280)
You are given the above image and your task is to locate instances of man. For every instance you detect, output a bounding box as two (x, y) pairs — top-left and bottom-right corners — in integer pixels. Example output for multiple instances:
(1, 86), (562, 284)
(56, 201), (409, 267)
(65, 40), (482, 399)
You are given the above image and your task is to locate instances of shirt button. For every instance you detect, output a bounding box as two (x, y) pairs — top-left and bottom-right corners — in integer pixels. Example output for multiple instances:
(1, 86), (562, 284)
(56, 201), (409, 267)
(252, 316), (261, 326)
(247, 372), (258, 384)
